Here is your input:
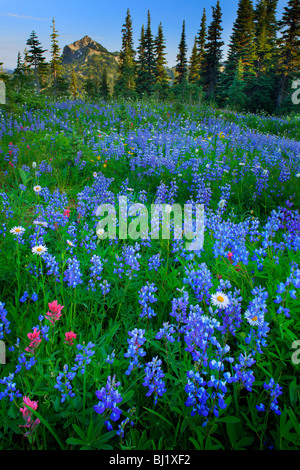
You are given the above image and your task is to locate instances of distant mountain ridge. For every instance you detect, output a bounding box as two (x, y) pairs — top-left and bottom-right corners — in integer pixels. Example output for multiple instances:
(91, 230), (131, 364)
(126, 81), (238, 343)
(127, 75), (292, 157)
(60, 35), (120, 91)
(60, 35), (175, 91)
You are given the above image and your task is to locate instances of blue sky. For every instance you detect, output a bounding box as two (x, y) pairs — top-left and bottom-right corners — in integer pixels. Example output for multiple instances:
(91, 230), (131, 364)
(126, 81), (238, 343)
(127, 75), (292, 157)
(0, 0), (289, 70)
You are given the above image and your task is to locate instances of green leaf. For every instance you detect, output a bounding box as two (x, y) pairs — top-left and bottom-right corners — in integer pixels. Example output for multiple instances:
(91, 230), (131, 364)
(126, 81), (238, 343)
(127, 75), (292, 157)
(144, 407), (174, 429)
(219, 416), (241, 423)
(23, 404), (65, 450)
(73, 423), (87, 441)
(66, 437), (86, 446)
(121, 389), (134, 406)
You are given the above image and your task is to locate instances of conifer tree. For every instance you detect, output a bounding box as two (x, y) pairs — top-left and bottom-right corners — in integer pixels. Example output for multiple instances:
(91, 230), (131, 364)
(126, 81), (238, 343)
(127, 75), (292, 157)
(189, 37), (200, 83)
(275, 0), (300, 109)
(84, 75), (99, 101)
(23, 48), (30, 76)
(14, 52), (23, 75)
(136, 25), (148, 97)
(13, 52), (25, 93)
(154, 22), (169, 99)
(224, 0), (256, 85)
(100, 69), (110, 99)
(70, 67), (78, 99)
(197, 9), (207, 82)
(144, 10), (156, 95)
(227, 58), (248, 110)
(202, 1), (224, 101)
(50, 18), (62, 96)
(254, 0), (278, 74)
(116, 9), (136, 97)
(26, 31), (47, 94)
(175, 20), (188, 85)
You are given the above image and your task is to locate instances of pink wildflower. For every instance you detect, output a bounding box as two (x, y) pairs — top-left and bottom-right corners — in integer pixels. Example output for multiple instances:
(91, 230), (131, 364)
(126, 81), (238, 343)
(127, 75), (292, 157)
(63, 208), (70, 218)
(65, 331), (76, 346)
(25, 328), (41, 353)
(19, 396), (40, 437)
(45, 300), (64, 325)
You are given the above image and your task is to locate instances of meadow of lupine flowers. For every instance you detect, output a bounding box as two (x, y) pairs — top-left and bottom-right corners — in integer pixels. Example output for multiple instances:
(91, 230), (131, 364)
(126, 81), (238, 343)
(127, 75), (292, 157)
(0, 99), (300, 450)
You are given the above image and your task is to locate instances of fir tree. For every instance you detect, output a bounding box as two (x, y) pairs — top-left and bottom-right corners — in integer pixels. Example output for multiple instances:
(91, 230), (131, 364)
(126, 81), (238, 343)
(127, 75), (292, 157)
(175, 20), (188, 85)
(144, 10), (156, 95)
(100, 69), (110, 99)
(84, 75), (99, 101)
(13, 52), (25, 93)
(70, 67), (78, 99)
(202, 1), (224, 101)
(154, 22), (169, 99)
(189, 37), (200, 83)
(197, 9), (207, 82)
(26, 31), (47, 94)
(254, 0), (278, 74)
(136, 25), (148, 97)
(116, 9), (136, 97)
(275, 0), (300, 110)
(50, 18), (62, 96)
(227, 58), (248, 110)
(225, 0), (256, 83)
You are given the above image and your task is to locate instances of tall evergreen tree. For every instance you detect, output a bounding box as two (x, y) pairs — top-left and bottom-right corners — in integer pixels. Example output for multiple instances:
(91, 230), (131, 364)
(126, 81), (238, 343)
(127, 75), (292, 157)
(13, 52), (25, 93)
(227, 58), (248, 110)
(144, 10), (156, 95)
(197, 9), (207, 81)
(254, 0), (278, 74)
(50, 18), (62, 96)
(23, 48), (30, 76)
(154, 22), (169, 99)
(70, 67), (78, 99)
(275, 0), (300, 109)
(26, 31), (47, 94)
(189, 37), (200, 83)
(116, 9), (136, 97)
(136, 25), (148, 97)
(175, 20), (188, 85)
(100, 69), (110, 99)
(84, 75), (99, 101)
(225, 0), (256, 82)
(202, 1), (224, 101)
(14, 52), (23, 75)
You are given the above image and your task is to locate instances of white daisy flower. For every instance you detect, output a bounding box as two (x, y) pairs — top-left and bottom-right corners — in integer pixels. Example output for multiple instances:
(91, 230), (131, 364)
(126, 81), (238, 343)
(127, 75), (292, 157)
(211, 292), (230, 309)
(66, 239), (74, 247)
(33, 185), (42, 194)
(93, 172), (97, 178)
(33, 219), (48, 228)
(32, 245), (48, 256)
(32, 162), (37, 169)
(10, 226), (25, 235)
(96, 227), (105, 238)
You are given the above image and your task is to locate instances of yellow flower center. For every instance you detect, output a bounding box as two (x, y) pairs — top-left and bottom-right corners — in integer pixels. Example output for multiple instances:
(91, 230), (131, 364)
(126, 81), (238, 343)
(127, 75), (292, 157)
(36, 247), (42, 252)
(252, 316), (258, 322)
(217, 295), (224, 303)
(15, 228), (20, 232)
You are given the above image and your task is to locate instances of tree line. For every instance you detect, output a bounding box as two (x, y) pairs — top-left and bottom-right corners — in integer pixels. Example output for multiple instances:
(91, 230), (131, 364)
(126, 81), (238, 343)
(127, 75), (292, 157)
(1, 0), (300, 114)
